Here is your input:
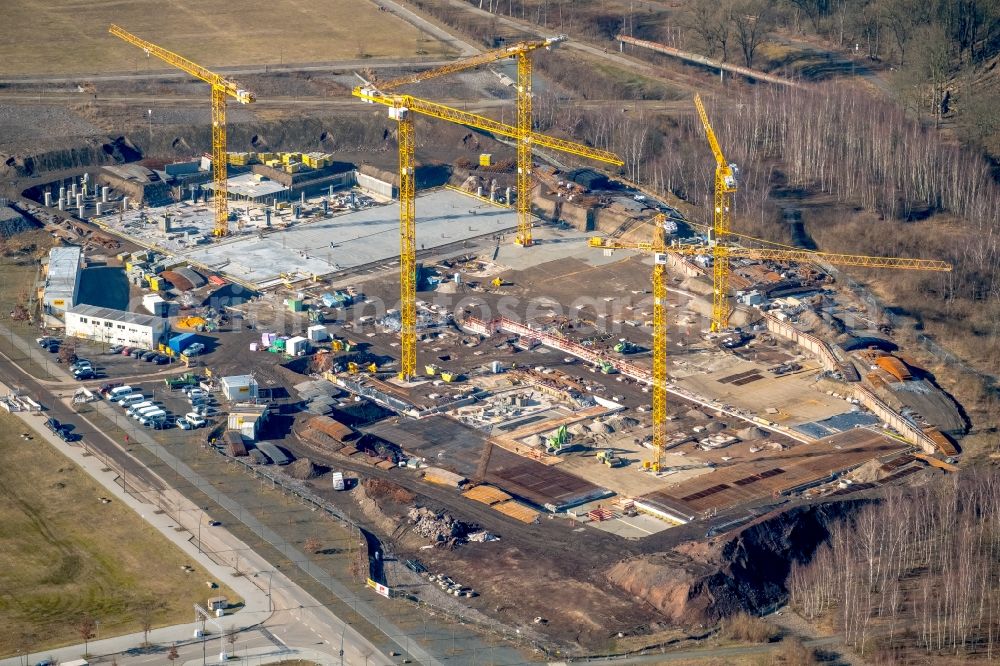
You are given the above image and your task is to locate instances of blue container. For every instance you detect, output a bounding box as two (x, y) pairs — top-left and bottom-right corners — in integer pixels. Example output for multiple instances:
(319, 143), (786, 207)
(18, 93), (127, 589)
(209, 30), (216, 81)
(168, 332), (197, 354)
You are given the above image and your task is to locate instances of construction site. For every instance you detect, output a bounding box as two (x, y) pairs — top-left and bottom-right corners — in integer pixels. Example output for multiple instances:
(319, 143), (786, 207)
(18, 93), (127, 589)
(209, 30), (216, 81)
(0, 1), (989, 663)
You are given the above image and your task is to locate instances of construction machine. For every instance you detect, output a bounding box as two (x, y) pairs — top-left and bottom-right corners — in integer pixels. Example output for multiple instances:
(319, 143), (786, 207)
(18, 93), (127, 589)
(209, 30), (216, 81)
(596, 449), (623, 467)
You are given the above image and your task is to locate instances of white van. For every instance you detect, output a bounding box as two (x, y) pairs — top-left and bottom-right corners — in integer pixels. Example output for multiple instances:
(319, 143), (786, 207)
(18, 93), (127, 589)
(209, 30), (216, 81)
(139, 409), (167, 426)
(118, 394), (146, 408)
(133, 405), (161, 420)
(126, 401), (154, 417)
(108, 386), (134, 400)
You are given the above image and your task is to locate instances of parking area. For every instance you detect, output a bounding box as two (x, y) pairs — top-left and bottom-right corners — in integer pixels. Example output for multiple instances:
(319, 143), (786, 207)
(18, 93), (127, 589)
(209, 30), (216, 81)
(98, 377), (223, 433)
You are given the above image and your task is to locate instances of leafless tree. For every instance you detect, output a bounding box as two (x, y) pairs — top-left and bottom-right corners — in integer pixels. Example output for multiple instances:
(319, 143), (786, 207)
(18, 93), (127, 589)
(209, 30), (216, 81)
(76, 616), (96, 655)
(732, 1), (774, 68)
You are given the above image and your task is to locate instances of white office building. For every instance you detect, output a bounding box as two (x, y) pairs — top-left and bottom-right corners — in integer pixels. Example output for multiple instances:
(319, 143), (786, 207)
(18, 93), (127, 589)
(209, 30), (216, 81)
(65, 304), (169, 349)
(42, 246), (83, 318)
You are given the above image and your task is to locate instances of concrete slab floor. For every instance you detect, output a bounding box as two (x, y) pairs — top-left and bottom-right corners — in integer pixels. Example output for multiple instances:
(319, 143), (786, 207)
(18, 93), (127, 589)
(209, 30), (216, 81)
(183, 188), (519, 287)
(568, 498), (676, 538)
(94, 188), (521, 289)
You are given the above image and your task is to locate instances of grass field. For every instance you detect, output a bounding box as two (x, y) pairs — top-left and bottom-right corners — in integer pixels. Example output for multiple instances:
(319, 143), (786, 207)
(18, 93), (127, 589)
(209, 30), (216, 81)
(0, 410), (238, 658)
(3, 0), (454, 76)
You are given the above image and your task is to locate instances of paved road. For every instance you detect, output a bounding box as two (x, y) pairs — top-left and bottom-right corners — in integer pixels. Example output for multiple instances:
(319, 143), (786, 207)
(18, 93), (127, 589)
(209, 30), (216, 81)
(0, 326), (393, 666)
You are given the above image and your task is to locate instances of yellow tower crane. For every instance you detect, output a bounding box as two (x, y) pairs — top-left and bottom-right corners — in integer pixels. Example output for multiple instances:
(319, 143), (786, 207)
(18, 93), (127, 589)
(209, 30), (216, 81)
(692, 93), (950, 332)
(109, 25), (255, 237)
(589, 231), (951, 471)
(693, 93), (736, 332)
(589, 215), (671, 472)
(379, 36), (568, 248)
(355, 86), (623, 380)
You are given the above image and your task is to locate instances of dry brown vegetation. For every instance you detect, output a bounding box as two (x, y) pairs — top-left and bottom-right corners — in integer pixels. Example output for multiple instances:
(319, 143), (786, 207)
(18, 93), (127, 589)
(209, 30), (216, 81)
(722, 612), (780, 643)
(0, 410), (237, 657)
(3, 0), (453, 76)
(789, 468), (1000, 662)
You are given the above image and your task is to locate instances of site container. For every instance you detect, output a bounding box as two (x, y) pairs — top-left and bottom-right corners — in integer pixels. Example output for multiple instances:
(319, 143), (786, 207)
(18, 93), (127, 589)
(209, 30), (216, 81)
(331, 471), (346, 491)
(168, 332), (197, 354)
(307, 325), (327, 342)
(286, 336), (309, 356)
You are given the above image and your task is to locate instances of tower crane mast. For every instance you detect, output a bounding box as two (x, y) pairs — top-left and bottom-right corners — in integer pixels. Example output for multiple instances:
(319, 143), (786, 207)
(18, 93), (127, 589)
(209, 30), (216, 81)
(109, 24), (255, 237)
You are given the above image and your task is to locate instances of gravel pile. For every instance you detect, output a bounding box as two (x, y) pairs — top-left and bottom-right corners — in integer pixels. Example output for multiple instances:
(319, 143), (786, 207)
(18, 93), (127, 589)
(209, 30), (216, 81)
(286, 457), (320, 480)
(407, 506), (479, 546)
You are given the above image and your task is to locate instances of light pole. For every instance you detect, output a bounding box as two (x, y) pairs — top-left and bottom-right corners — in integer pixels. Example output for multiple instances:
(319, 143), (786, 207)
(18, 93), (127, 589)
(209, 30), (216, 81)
(254, 570), (274, 612)
(197, 510), (204, 554)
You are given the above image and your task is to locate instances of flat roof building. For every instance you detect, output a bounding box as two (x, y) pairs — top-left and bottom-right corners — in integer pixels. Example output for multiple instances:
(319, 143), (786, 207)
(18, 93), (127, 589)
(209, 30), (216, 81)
(65, 304), (169, 349)
(221, 375), (259, 401)
(42, 246), (83, 318)
(204, 173), (289, 203)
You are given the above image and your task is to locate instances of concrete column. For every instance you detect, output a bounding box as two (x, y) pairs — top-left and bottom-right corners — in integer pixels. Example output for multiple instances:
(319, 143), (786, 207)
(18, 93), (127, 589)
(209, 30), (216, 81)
(44, 192), (52, 207)
(102, 186), (109, 203)
(58, 198), (65, 211)
(301, 191), (306, 204)
(59, 185), (66, 201)
(122, 196), (129, 211)
(95, 202), (103, 216)
(75, 193), (83, 207)
(70, 183), (77, 198)
(78, 205), (86, 219)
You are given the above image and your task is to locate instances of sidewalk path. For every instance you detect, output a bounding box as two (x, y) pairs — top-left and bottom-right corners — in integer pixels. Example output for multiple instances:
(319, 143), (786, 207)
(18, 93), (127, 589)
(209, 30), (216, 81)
(0, 324), (394, 666)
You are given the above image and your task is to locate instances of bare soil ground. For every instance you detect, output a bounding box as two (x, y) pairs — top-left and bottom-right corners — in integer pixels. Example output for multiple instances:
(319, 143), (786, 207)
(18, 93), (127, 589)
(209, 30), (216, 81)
(4, 0), (455, 76)
(0, 410), (238, 657)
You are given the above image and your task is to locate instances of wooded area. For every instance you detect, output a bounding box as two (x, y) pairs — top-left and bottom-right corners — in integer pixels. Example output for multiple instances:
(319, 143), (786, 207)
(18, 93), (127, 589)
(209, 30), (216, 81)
(789, 469), (1000, 660)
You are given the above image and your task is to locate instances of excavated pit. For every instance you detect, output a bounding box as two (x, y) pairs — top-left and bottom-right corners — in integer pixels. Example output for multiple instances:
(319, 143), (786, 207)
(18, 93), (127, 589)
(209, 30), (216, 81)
(607, 501), (867, 626)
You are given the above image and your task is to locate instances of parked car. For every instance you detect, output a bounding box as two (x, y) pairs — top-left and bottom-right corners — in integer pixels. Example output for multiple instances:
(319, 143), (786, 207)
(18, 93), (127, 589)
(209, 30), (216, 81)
(142, 351), (158, 362)
(184, 413), (207, 428)
(70, 359), (92, 371)
(153, 354), (169, 365)
(55, 427), (78, 442)
(46, 343), (60, 353)
(120, 346), (133, 356)
(99, 382), (123, 396)
(176, 418), (192, 430)
(73, 369), (96, 380)
(44, 417), (61, 432)
(193, 405), (220, 417)
(130, 349), (145, 359)
(181, 342), (206, 357)
(108, 345), (124, 354)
